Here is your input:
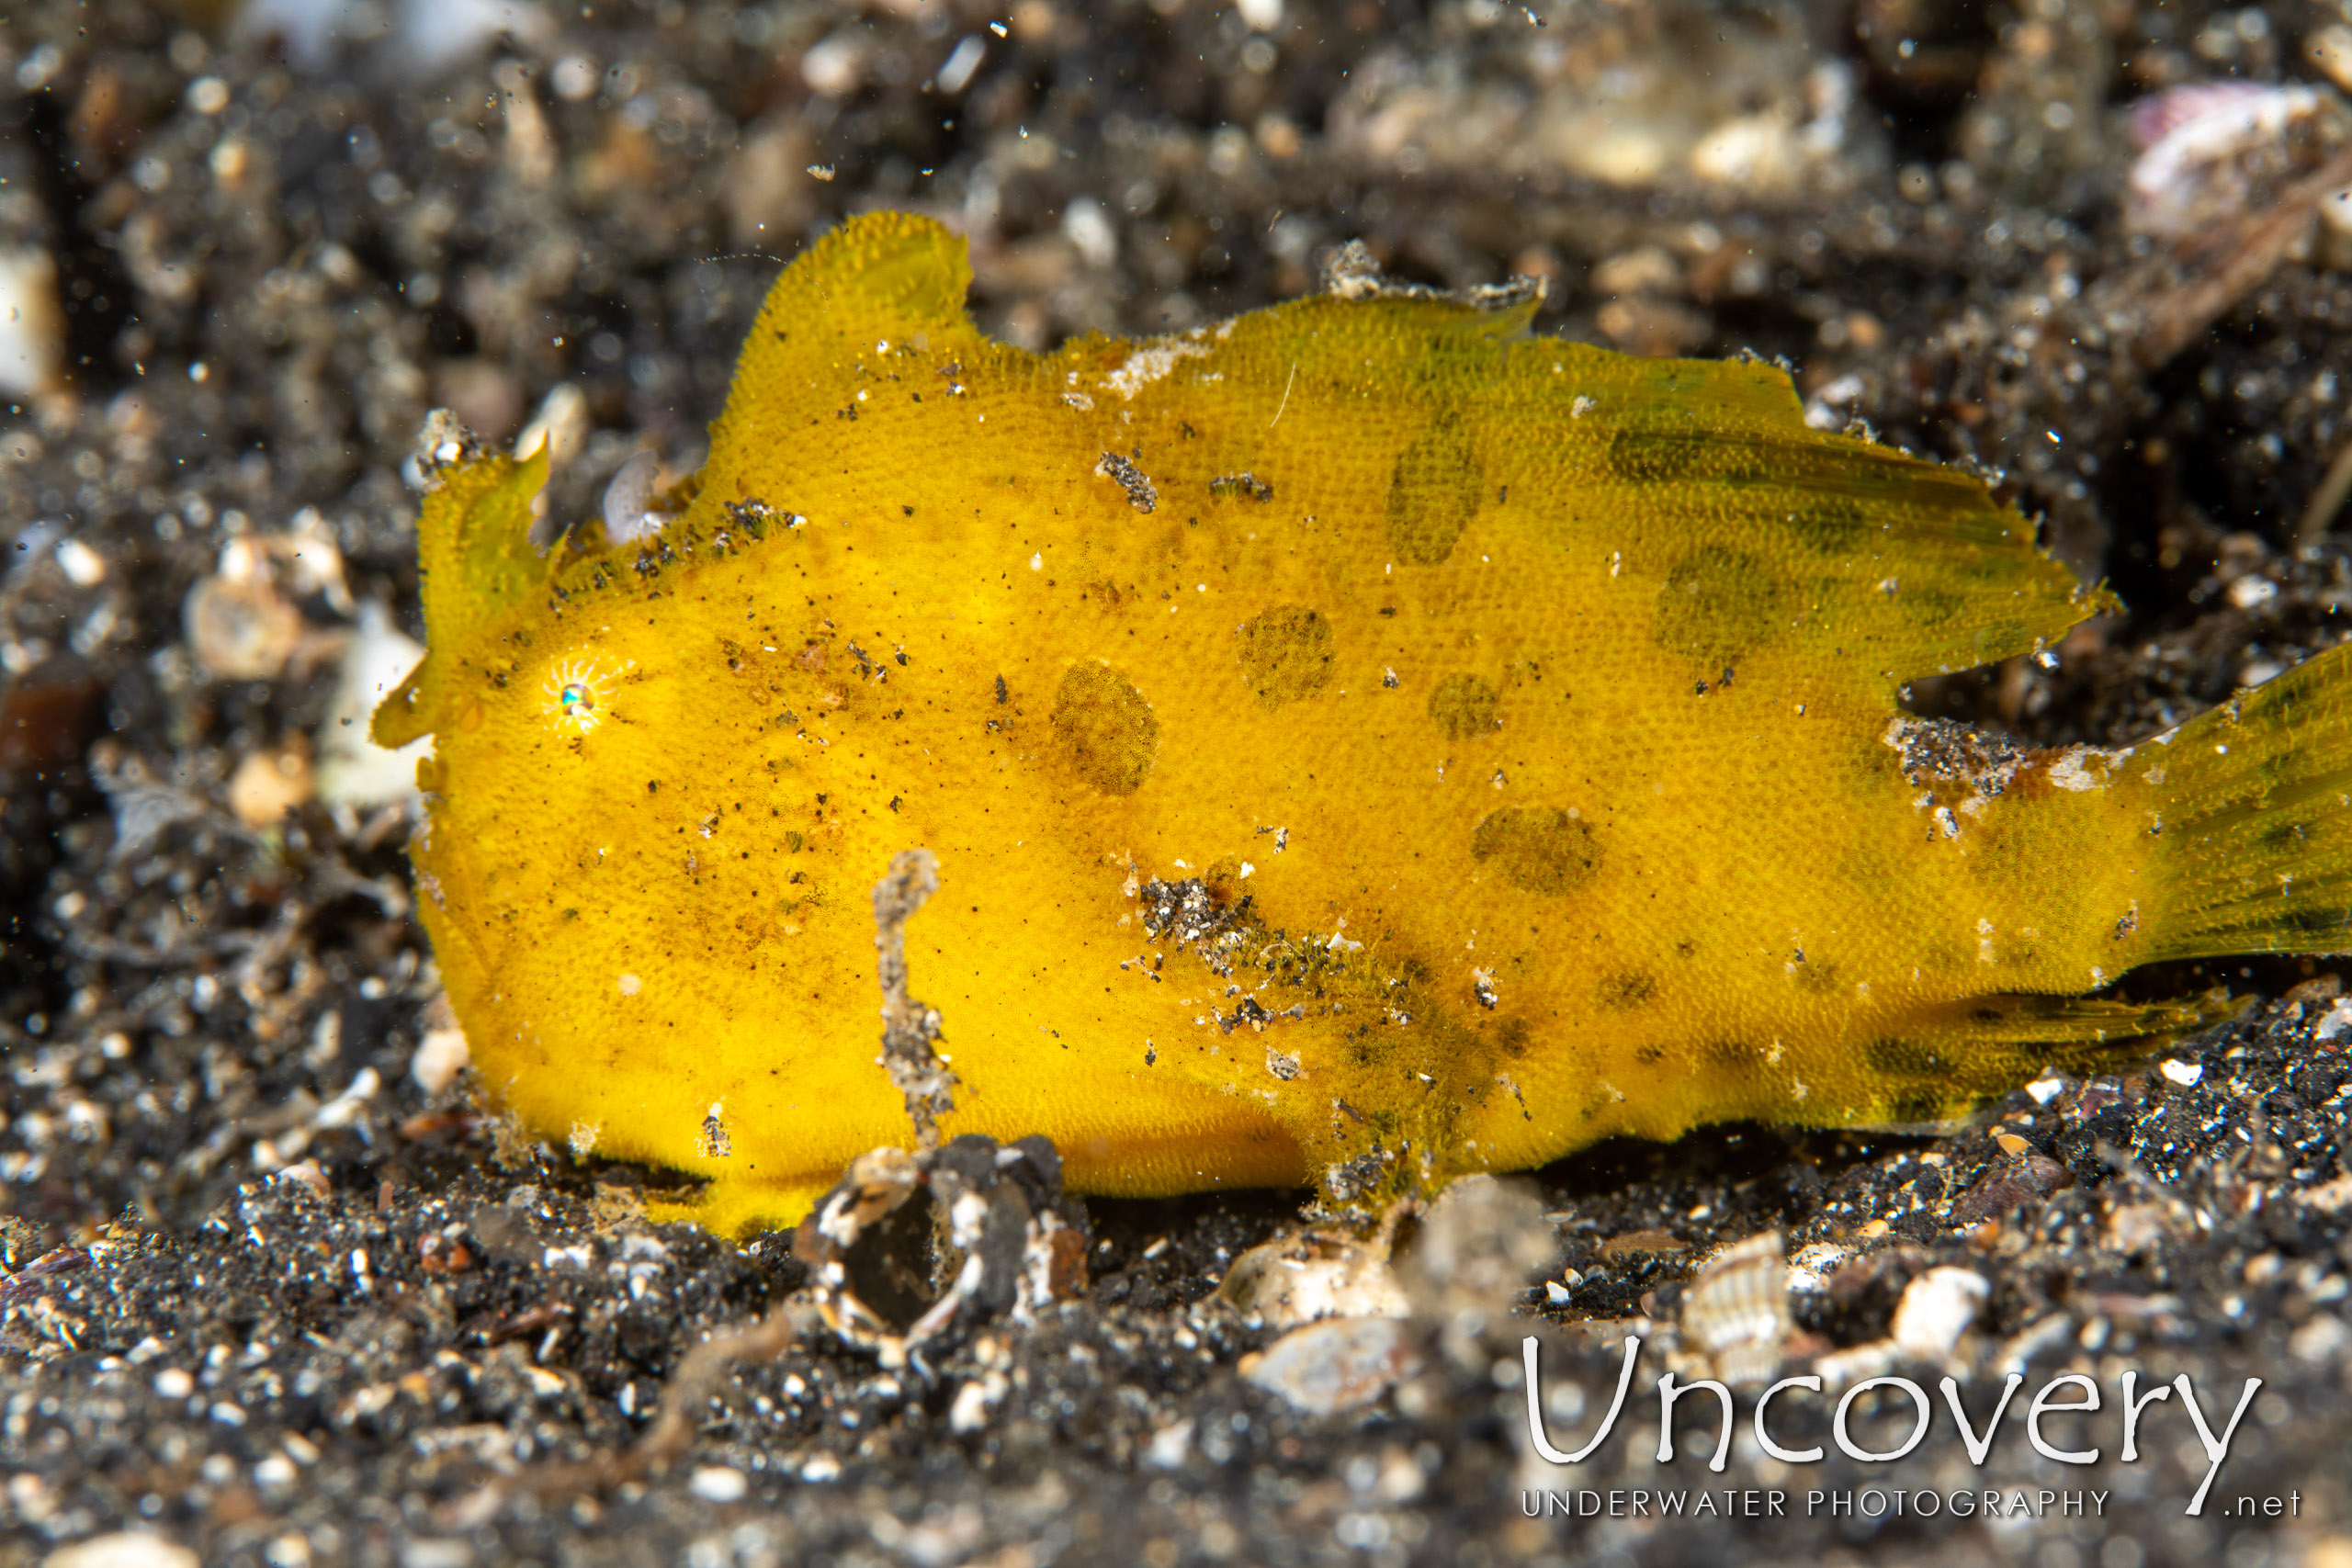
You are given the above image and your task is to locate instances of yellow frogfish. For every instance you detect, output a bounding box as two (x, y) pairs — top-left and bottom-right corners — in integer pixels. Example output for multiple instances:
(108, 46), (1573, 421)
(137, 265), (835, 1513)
(377, 210), (2352, 1235)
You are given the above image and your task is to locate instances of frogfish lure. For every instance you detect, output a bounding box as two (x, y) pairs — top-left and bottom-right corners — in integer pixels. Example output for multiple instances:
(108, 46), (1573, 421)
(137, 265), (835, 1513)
(376, 211), (2352, 1234)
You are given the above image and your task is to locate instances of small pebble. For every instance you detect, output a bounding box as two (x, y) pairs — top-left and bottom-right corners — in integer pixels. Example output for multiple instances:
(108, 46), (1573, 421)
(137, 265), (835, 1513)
(2105, 1201), (2172, 1253)
(228, 747), (316, 827)
(45, 1536), (200, 1568)
(687, 1466), (746, 1503)
(1952, 1153), (2070, 1222)
(54, 538), (107, 587)
(1219, 1235), (1408, 1329)
(1890, 1266), (1989, 1361)
(0, 245), (63, 400)
(947, 1378), (1001, 1434)
(1142, 1417), (1193, 1469)
(184, 574), (302, 681)
(1598, 1228), (1687, 1259)
(1239, 1316), (1420, 1416)
(410, 1027), (471, 1095)
(273, 1160), (331, 1200)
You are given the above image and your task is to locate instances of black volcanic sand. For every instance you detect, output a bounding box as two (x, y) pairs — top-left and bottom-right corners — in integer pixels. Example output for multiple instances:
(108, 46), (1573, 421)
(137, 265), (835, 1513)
(4, 1), (2352, 1564)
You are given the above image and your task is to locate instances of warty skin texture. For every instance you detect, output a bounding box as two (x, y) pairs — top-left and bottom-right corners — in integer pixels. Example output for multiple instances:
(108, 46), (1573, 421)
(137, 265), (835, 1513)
(379, 212), (2352, 1234)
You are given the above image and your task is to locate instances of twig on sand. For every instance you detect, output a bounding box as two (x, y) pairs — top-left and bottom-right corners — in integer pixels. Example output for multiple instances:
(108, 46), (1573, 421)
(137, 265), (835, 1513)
(2129, 144), (2352, 371)
(624, 1298), (822, 1475)
(2300, 436), (2352, 547)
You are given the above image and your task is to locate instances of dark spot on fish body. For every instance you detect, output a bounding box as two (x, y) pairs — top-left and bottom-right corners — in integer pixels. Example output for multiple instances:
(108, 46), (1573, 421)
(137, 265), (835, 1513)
(1781, 499), (1871, 554)
(1470, 807), (1601, 896)
(2284, 905), (2351, 938)
(2252, 744), (2305, 793)
(1495, 1017), (1531, 1058)
(1789, 956), (1842, 994)
(1385, 418), (1482, 566)
(1701, 1039), (1770, 1077)
(1236, 605), (1337, 706)
(1862, 1036), (1957, 1079)
(1884, 1088), (1955, 1125)
(1971, 622), (2035, 662)
(2257, 817), (2308, 851)
(1596, 970), (1656, 1010)
(1888, 466), (2000, 517)
(1919, 937), (1972, 973)
(1604, 425), (1711, 484)
(1651, 547), (1792, 673)
(1051, 660), (1159, 795)
(2254, 670), (2306, 719)
(1904, 586), (1966, 628)
(1769, 441), (1907, 495)
(1427, 673), (1501, 741)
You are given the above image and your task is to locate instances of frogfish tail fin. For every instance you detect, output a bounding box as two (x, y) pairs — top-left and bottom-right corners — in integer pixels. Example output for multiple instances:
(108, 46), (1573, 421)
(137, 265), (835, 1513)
(2140, 639), (2352, 962)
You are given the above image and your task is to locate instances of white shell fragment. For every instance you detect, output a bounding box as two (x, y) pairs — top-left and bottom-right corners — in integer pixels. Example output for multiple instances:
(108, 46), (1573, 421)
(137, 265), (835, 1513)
(184, 566), (302, 682)
(1678, 1230), (1792, 1387)
(1811, 1262), (1991, 1388)
(1220, 1233), (1410, 1329)
(1239, 1316), (1420, 1416)
(315, 604), (430, 808)
(514, 382), (589, 470)
(45, 1534), (200, 1568)
(602, 450), (676, 545)
(1889, 1266), (1991, 1362)
(2126, 82), (2337, 243)
(411, 1023), (471, 1095)
(0, 246), (64, 400)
